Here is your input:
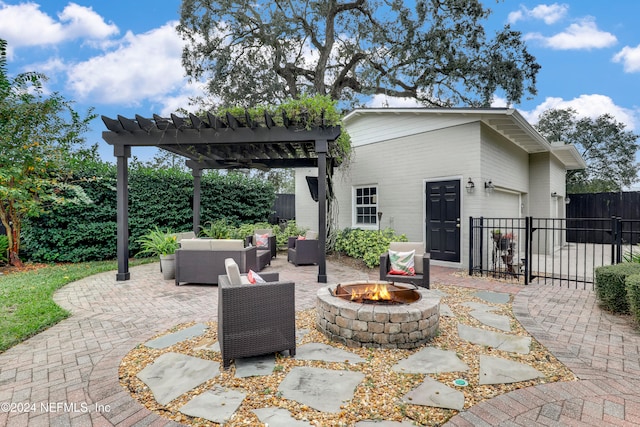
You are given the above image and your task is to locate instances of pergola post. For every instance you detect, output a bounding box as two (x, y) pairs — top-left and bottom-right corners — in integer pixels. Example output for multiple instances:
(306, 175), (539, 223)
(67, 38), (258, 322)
(115, 145), (131, 281)
(192, 167), (202, 234)
(316, 139), (328, 283)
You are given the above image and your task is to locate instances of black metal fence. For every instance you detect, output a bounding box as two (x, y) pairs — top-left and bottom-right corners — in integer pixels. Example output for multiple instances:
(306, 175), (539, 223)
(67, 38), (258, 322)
(469, 216), (640, 289)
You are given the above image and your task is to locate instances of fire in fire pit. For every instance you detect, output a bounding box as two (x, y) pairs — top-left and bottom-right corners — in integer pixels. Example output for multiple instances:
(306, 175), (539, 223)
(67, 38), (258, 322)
(332, 281), (421, 305)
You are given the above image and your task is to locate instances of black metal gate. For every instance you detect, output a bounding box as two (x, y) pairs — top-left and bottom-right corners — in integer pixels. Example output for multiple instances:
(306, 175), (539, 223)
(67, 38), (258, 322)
(469, 216), (640, 289)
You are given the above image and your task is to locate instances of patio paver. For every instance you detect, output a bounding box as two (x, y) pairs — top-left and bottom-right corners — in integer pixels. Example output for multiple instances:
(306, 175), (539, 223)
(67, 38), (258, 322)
(0, 258), (638, 425)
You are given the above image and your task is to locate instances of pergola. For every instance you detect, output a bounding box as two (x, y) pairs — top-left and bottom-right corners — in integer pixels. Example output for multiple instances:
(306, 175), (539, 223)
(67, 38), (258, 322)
(102, 111), (342, 283)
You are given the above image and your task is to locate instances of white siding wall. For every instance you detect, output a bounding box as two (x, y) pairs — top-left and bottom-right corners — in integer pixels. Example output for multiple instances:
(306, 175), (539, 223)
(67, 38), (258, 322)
(295, 112), (570, 267)
(528, 153), (552, 218)
(346, 112), (481, 148)
(477, 125), (528, 218)
(294, 168), (319, 230)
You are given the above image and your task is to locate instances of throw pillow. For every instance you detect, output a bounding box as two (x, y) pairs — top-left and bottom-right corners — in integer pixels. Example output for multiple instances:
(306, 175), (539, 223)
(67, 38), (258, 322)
(247, 269), (266, 284)
(255, 233), (269, 247)
(388, 249), (416, 276)
(297, 235), (306, 240)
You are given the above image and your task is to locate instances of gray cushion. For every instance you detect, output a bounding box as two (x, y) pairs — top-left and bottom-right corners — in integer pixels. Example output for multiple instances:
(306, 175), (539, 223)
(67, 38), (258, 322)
(180, 238), (212, 251)
(210, 239), (244, 250)
(224, 258), (244, 285)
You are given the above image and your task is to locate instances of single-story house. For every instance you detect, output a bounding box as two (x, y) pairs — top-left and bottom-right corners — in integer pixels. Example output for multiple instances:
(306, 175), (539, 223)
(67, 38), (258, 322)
(294, 108), (586, 268)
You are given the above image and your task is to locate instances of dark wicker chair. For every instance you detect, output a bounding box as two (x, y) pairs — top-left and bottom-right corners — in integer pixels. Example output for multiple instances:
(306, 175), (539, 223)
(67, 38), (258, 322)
(287, 231), (319, 266)
(217, 260), (296, 368)
(379, 242), (430, 289)
(246, 229), (277, 260)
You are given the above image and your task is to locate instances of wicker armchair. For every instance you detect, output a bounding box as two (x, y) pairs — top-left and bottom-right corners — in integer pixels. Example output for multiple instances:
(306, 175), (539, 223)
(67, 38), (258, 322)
(253, 228), (277, 259)
(218, 259), (296, 368)
(287, 230), (319, 266)
(380, 242), (430, 289)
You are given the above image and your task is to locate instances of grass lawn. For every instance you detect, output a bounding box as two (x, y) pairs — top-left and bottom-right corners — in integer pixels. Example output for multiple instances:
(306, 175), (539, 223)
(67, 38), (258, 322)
(0, 258), (154, 353)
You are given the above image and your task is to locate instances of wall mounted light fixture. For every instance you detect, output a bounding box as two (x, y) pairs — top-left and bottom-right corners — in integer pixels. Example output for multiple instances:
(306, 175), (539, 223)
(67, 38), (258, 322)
(465, 177), (475, 193)
(484, 180), (495, 193)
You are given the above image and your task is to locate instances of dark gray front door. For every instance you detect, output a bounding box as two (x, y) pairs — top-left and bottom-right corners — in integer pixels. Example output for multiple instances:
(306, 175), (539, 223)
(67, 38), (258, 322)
(426, 180), (461, 262)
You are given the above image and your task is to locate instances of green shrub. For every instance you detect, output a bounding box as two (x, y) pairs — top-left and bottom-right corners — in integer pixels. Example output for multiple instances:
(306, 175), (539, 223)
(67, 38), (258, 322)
(0, 234), (8, 263)
(135, 227), (180, 257)
(623, 245), (640, 263)
(625, 273), (640, 325)
(278, 220), (307, 248)
(335, 228), (408, 268)
(594, 263), (640, 313)
(199, 219), (233, 239)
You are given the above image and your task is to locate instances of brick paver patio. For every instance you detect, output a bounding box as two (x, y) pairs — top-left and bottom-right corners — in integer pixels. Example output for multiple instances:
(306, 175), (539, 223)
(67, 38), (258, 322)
(0, 257), (639, 426)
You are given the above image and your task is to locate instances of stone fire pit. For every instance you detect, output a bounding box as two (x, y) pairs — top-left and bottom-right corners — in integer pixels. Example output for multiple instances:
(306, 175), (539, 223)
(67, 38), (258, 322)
(316, 281), (440, 349)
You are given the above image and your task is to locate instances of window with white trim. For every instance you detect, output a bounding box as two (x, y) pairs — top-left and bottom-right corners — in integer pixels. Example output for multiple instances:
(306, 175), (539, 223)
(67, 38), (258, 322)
(353, 186), (378, 227)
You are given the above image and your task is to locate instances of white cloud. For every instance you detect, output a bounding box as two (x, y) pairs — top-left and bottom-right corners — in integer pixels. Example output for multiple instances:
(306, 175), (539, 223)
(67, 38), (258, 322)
(66, 22), (188, 106)
(612, 44), (640, 73)
(58, 3), (118, 40)
(0, 2), (118, 50)
(508, 3), (569, 25)
(525, 18), (617, 50)
(522, 94), (638, 131)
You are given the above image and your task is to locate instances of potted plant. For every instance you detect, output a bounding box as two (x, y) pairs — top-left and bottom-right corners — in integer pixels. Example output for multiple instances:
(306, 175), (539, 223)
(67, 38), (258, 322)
(491, 229), (502, 242)
(136, 227), (180, 280)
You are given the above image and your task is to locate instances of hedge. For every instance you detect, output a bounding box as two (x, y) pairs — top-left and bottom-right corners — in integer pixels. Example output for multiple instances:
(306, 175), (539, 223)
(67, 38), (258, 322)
(21, 162), (276, 262)
(594, 263), (640, 314)
(625, 274), (640, 325)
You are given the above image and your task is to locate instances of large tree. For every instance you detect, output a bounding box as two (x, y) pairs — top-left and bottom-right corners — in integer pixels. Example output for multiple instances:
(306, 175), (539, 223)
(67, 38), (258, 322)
(535, 108), (639, 193)
(0, 39), (95, 266)
(177, 0), (540, 107)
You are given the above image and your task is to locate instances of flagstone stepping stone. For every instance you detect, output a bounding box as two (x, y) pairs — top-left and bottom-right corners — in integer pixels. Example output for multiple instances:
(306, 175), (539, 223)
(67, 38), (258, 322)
(144, 323), (207, 349)
(474, 290), (510, 304)
(297, 328), (311, 343)
(278, 366), (365, 413)
(392, 347), (469, 374)
(479, 355), (544, 385)
(457, 324), (531, 354)
(234, 355), (276, 377)
(468, 310), (512, 332)
(137, 352), (219, 405)
(439, 303), (454, 317)
(295, 342), (365, 363)
(194, 340), (219, 352)
(462, 301), (495, 311)
(179, 386), (246, 424)
(253, 407), (313, 426)
(402, 377), (465, 411)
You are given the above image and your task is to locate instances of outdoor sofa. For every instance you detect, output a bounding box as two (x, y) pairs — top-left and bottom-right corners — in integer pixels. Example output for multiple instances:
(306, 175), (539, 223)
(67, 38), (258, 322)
(380, 241), (430, 289)
(218, 258), (296, 368)
(174, 239), (257, 286)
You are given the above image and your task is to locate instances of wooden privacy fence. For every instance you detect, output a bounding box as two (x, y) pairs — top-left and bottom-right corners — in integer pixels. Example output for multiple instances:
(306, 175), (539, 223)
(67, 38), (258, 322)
(567, 191), (640, 244)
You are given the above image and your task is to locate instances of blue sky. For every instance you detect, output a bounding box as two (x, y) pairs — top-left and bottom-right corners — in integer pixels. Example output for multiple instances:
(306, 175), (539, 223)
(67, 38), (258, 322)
(1, 0), (639, 165)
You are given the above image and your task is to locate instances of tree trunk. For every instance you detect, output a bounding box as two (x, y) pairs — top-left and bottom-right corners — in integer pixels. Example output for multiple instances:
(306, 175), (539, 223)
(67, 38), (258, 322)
(1, 204), (24, 267)
(8, 223), (23, 267)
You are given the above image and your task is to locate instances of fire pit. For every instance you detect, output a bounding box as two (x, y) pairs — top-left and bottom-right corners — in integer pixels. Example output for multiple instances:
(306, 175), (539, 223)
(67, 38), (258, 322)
(316, 281), (440, 349)
(332, 281), (422, 304)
